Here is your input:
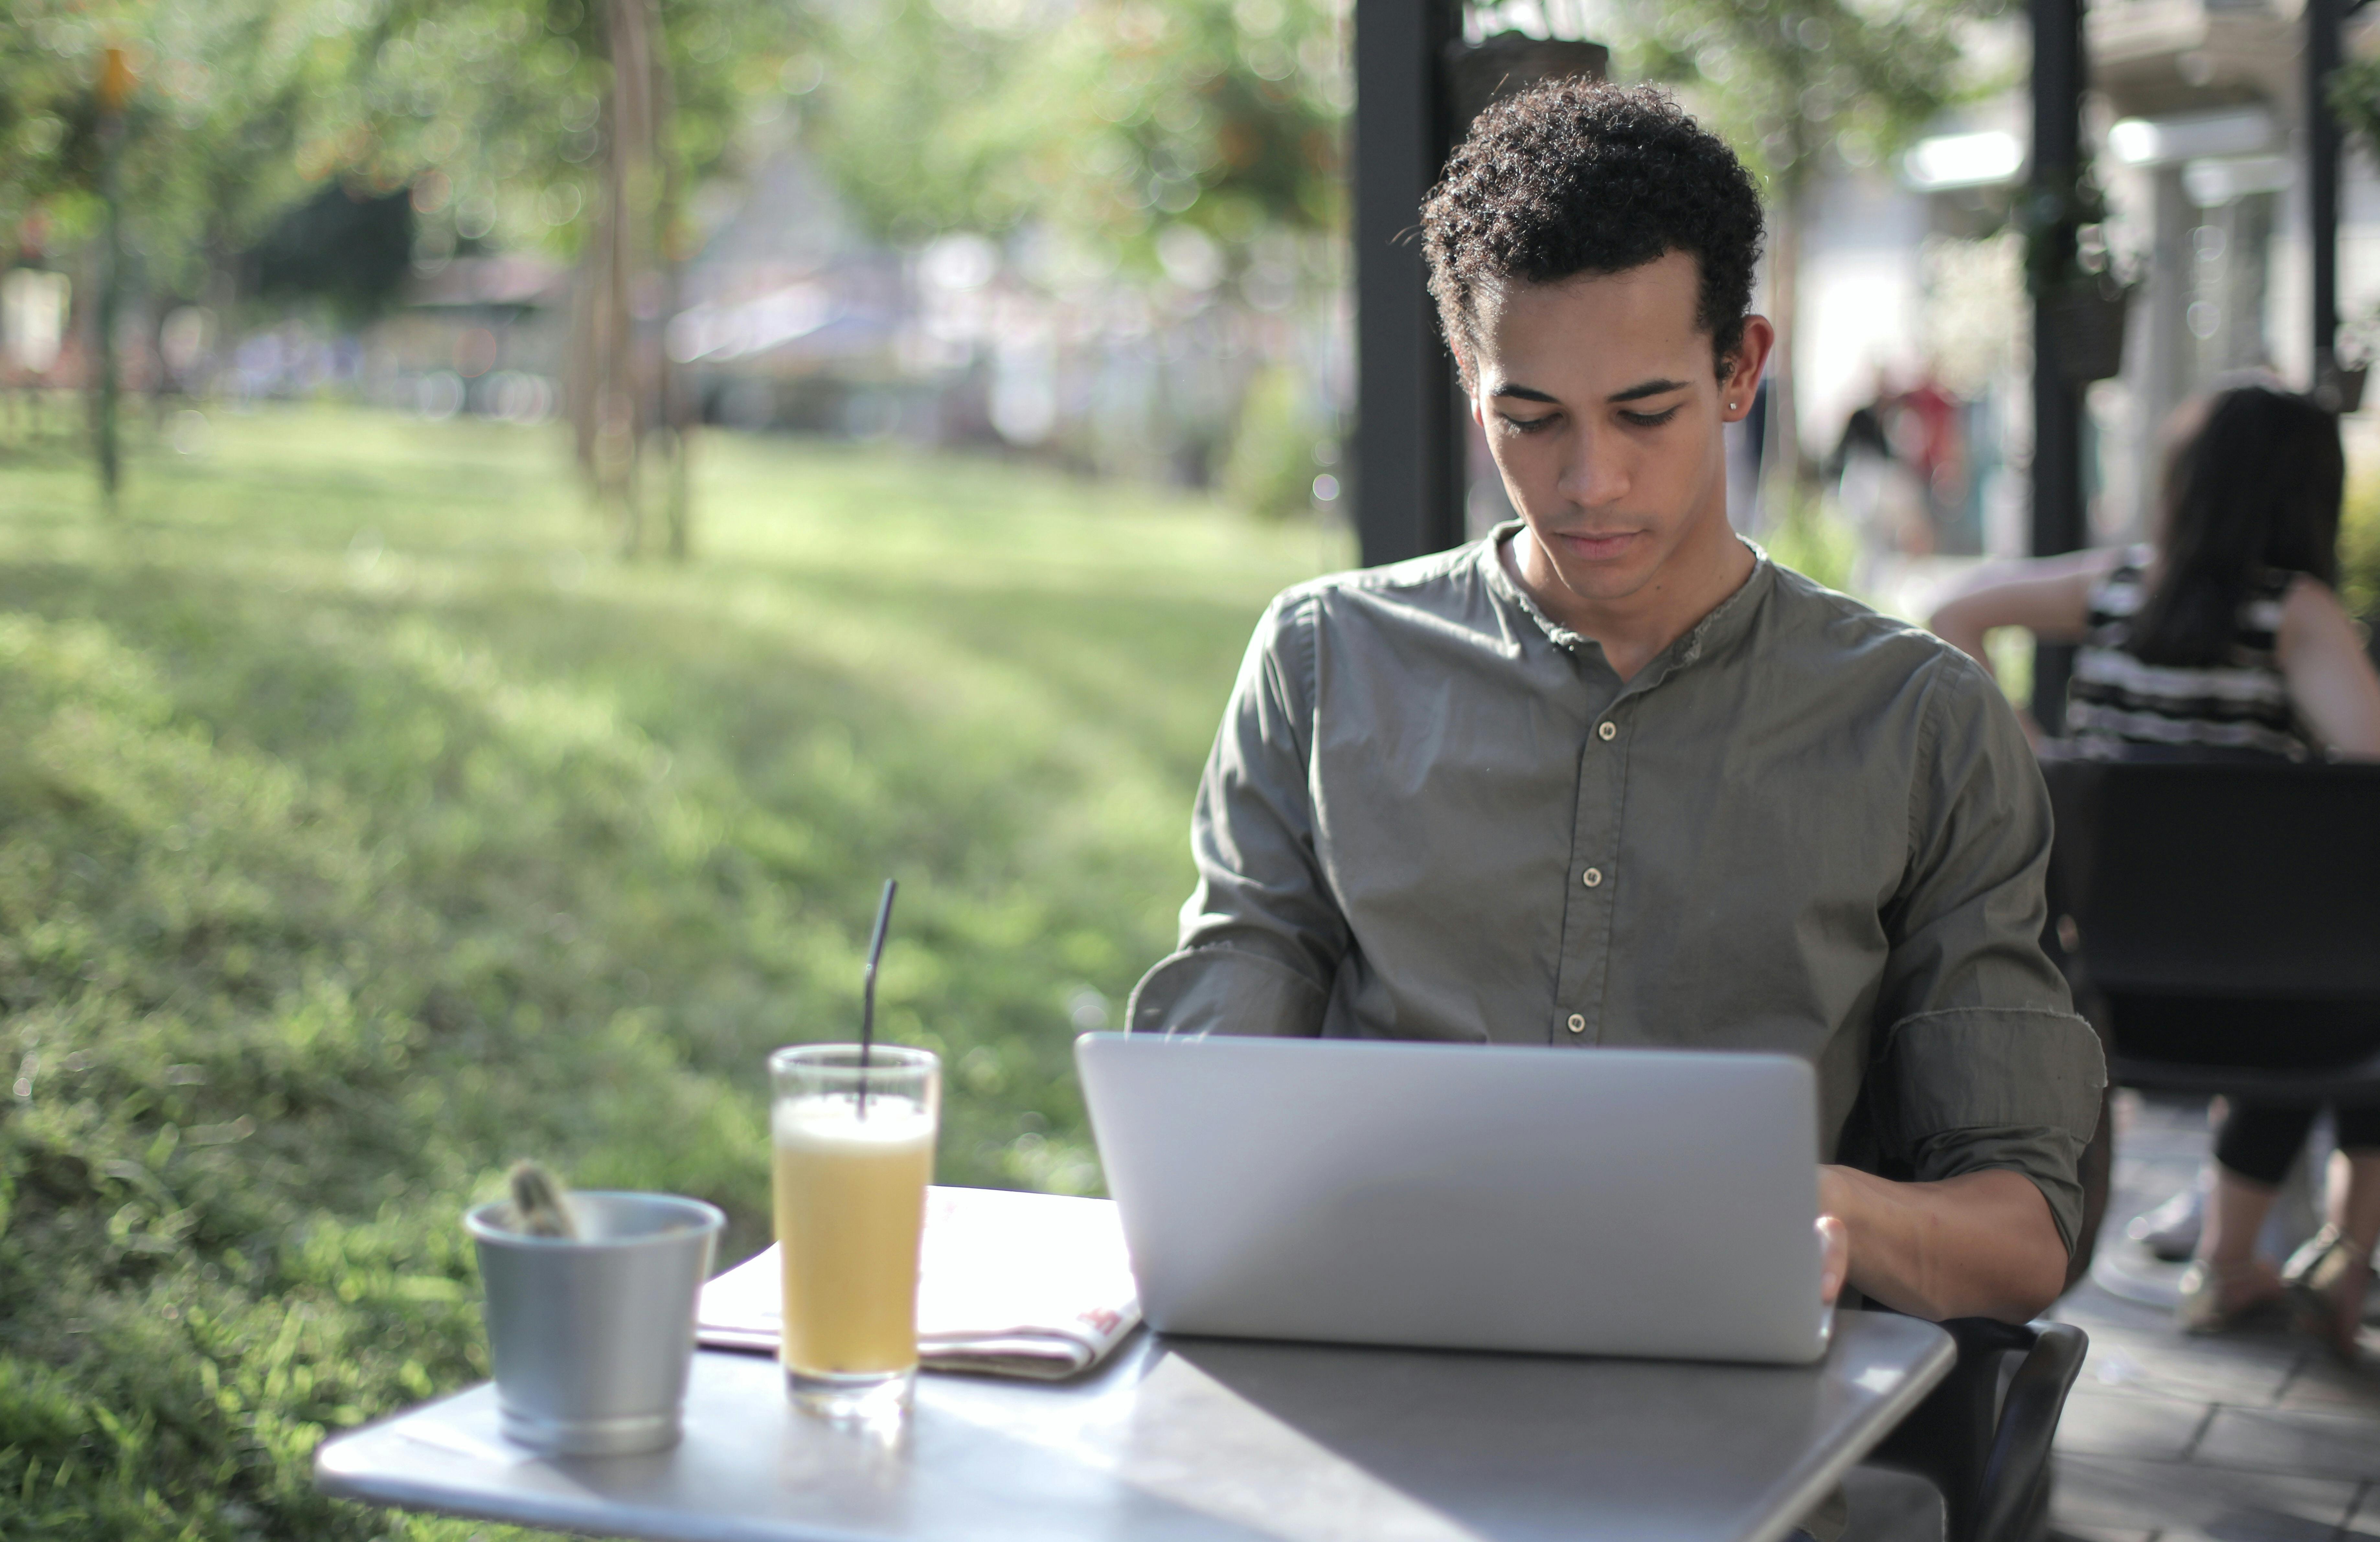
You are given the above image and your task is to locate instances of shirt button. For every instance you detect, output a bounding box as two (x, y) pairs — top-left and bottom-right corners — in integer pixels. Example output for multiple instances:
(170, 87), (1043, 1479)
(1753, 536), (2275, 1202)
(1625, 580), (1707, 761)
(1597, 721), (1617, 741)
(1582, 867), (1604, 888)
(1566, 1014), (1586, 1034)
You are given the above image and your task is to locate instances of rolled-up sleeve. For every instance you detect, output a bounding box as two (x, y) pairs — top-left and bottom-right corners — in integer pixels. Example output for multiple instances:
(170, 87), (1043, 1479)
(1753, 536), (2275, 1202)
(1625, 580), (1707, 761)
(1127, 594), (1345, 1039)
(1874, 658), (2107, 1251)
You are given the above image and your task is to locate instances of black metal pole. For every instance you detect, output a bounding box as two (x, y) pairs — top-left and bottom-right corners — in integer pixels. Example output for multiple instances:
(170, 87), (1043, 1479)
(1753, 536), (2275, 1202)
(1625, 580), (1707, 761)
(2309, 0), (2342, 392)
(1352, 0), (1462, 568)
(2029, 0), (2086, 731)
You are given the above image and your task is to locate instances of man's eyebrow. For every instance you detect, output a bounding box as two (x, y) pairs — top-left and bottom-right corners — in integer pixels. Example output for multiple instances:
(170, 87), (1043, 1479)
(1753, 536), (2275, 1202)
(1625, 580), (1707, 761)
(1608, 378), (1692, 403)
(1487, 379), (1694, 405)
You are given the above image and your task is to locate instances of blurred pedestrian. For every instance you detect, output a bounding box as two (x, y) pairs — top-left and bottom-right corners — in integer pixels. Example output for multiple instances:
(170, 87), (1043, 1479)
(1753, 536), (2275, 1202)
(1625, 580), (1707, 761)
(1928, 384), (2380, 1355)
(1829, 367), (1927, 584)
(1895, 365), (1962, 551)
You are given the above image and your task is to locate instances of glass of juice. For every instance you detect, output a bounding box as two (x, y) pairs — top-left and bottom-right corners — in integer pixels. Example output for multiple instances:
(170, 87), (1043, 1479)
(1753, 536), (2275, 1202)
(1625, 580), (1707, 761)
(768, 1043), (940, 1421)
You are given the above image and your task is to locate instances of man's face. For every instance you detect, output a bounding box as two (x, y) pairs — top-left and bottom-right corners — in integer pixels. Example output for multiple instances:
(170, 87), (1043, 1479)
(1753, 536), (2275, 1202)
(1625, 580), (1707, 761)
(1467, 252), (1767, 614)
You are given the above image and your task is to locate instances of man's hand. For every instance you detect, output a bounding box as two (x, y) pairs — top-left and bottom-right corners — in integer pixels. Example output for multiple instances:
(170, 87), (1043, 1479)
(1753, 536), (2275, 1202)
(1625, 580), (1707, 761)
(1816, 1165), (2068, 1323)
(1816, 1214), (1849, 1305)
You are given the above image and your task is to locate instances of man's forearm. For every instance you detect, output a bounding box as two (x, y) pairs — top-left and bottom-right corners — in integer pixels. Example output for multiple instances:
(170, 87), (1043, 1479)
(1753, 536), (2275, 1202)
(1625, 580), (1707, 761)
(1819, 1165), (2068, 1322)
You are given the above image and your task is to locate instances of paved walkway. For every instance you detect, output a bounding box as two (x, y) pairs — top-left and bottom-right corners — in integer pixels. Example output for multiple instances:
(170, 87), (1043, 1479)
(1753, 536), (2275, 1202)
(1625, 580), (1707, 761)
(1840, 1089), (2380, 1542)
(2044, 1090), (2380, 1542)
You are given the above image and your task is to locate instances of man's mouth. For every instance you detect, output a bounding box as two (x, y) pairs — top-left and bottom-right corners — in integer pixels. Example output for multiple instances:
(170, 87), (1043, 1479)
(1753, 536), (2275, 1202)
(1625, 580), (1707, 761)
(1549, 529), (1642, 562)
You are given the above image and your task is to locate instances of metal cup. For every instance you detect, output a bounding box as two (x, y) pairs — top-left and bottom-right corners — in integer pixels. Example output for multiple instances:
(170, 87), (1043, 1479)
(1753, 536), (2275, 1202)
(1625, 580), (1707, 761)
(466, 1190), (725, 1457)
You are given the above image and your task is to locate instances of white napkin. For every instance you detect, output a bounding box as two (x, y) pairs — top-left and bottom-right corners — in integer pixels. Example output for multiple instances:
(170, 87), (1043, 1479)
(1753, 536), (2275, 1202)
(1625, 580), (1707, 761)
(696, 1185), (1141, 1380)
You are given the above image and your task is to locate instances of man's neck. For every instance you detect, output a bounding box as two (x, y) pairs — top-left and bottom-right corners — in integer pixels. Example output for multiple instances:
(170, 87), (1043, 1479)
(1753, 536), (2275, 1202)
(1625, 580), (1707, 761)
(1502, 519), (1756, 683)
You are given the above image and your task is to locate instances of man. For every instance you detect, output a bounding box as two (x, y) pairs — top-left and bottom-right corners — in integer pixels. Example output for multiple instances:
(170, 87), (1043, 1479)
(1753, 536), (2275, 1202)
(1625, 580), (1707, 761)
(1127, 82), (2103, 1329)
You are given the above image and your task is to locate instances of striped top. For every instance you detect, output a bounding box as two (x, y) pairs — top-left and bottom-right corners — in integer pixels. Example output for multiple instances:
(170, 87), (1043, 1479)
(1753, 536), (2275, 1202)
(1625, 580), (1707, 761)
(2066, 546), (2311, 759)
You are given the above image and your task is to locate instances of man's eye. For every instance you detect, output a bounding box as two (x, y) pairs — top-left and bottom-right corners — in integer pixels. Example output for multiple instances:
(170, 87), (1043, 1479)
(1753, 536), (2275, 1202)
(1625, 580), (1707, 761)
(1620, 406), (1682, 427)
(1499, 414), (1557, 434)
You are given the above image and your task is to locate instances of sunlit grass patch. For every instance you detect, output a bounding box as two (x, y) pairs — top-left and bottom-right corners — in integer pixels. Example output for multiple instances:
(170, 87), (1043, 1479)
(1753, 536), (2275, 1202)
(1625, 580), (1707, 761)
(0, 406), (1346, 1539)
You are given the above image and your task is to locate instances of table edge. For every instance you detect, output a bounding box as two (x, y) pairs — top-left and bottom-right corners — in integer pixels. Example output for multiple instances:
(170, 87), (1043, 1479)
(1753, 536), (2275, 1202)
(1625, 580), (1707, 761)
(314, 1315), (1963, 1542)
(1751, 1317), (1958, 1542)
(315, 1441), (875, 1542)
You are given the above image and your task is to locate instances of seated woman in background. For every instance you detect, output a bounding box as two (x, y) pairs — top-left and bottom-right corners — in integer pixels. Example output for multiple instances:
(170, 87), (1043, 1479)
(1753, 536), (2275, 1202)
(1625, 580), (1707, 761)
(1930, 384), (2380, 1355)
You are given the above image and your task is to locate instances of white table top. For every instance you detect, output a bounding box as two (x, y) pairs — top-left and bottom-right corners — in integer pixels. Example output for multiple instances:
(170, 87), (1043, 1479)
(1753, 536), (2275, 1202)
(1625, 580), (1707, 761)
(316, 1313), (1953, 1542)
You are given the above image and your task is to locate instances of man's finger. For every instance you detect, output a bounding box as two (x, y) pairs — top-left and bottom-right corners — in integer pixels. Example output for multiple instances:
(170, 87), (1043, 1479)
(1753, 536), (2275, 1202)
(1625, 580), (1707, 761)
(1816, 1214), (1850, 1305)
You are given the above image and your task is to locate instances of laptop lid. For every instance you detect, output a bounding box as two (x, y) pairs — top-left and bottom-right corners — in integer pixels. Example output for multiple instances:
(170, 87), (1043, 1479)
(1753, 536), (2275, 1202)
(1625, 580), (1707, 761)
(1076, 1032), (1829, 1365)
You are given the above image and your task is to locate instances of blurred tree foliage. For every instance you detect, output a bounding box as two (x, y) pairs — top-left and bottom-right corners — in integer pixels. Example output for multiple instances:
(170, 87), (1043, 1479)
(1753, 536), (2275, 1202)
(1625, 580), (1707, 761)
(0, 0), (793, 291)
(319, 0), (795, 268)
(0, 0), (1344, 354)
(322, 0), (799, 556)
(1, 0), (1352, 527)
(2332, 53), (2380, 178)
(802, 0), (1348, 280)
(252, 183), (415, 319)
(1, 3), (328, 297)
(1621, 0), (1984, 195)
(0, 0), (801, 549)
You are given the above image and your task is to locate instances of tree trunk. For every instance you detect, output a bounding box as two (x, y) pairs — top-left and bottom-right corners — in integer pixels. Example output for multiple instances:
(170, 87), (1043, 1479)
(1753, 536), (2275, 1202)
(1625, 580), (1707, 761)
(572, 0), (661, 557)
(559, 0), (693, 559)
(568, 234), (600, 488)
(94, 104), (125, 515)
(648, 7), (694, 561)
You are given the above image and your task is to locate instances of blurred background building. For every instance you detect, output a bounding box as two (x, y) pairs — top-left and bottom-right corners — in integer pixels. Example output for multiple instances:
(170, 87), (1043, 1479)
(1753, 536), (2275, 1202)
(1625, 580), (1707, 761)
(1799, 0), (2380, 604)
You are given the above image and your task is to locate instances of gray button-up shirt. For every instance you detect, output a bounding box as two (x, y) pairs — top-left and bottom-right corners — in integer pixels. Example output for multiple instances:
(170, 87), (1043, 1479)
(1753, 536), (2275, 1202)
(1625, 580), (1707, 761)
(1128, 527), (2106, 1248)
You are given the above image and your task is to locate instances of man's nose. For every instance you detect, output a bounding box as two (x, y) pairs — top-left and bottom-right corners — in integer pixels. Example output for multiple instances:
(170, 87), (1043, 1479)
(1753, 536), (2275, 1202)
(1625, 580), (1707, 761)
(1554, 428), (1630, 508)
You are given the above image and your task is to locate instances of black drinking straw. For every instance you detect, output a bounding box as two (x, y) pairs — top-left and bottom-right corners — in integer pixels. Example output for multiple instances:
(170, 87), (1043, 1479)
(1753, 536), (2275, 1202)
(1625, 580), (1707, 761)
(858, 879), (898, 1118)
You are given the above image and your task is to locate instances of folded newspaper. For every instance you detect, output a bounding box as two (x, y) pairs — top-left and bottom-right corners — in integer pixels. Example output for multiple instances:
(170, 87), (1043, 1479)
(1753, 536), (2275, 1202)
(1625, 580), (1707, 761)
(696, 1185), (1141, 1380)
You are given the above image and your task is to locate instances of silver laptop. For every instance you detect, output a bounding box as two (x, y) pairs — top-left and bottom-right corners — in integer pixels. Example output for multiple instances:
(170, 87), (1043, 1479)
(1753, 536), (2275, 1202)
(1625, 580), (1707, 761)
(1075, 1032), (1831, 1365)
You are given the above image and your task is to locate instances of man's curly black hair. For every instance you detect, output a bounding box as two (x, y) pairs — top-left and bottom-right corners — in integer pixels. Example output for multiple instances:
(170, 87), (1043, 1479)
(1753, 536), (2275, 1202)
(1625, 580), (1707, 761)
(1421, 80), (1765, 380)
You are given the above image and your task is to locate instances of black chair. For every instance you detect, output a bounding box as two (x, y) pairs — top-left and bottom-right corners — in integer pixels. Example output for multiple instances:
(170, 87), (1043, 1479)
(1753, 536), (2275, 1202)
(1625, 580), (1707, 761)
(2035, 751), (2380, 1105)
(1860, 1315), (2089, 1542)
(1997, 755), (2380, 1537)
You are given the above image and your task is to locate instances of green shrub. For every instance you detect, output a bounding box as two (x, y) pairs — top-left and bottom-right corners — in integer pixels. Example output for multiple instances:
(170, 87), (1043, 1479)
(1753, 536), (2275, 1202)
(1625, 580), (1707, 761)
(1222, 365), (1332, 521)
(2343, 468), (2380, 623)
(1759, 484), (1860, 595)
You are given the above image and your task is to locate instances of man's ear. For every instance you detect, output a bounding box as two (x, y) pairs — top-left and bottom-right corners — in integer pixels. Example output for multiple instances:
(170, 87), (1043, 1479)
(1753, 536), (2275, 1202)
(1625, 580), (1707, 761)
(1720, 316), (1776, 423)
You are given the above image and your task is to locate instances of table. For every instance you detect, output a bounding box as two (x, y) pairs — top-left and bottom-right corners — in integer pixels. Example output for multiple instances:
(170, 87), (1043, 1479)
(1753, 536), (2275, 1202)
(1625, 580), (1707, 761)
(316, 1313), (1953, 1542)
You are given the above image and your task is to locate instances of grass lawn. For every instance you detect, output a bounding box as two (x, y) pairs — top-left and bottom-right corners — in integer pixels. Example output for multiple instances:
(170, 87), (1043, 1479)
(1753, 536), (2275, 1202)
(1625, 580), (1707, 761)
(0, 405), (1348, 1538)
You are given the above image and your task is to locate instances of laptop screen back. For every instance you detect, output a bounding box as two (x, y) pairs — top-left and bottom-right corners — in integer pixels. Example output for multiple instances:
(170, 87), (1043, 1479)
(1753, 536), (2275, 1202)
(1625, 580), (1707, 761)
(1076, 1033), (1828, 1365)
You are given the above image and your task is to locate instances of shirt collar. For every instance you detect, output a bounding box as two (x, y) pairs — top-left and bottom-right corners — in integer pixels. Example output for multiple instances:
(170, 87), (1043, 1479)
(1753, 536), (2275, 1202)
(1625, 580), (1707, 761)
(1477, 520), (1775, 693)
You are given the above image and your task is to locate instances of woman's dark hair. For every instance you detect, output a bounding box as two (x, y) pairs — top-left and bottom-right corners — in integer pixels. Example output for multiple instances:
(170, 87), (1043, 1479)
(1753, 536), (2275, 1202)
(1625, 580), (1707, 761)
(2131, 386), (2344, 666)
(1419, 80), (1764, 378)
